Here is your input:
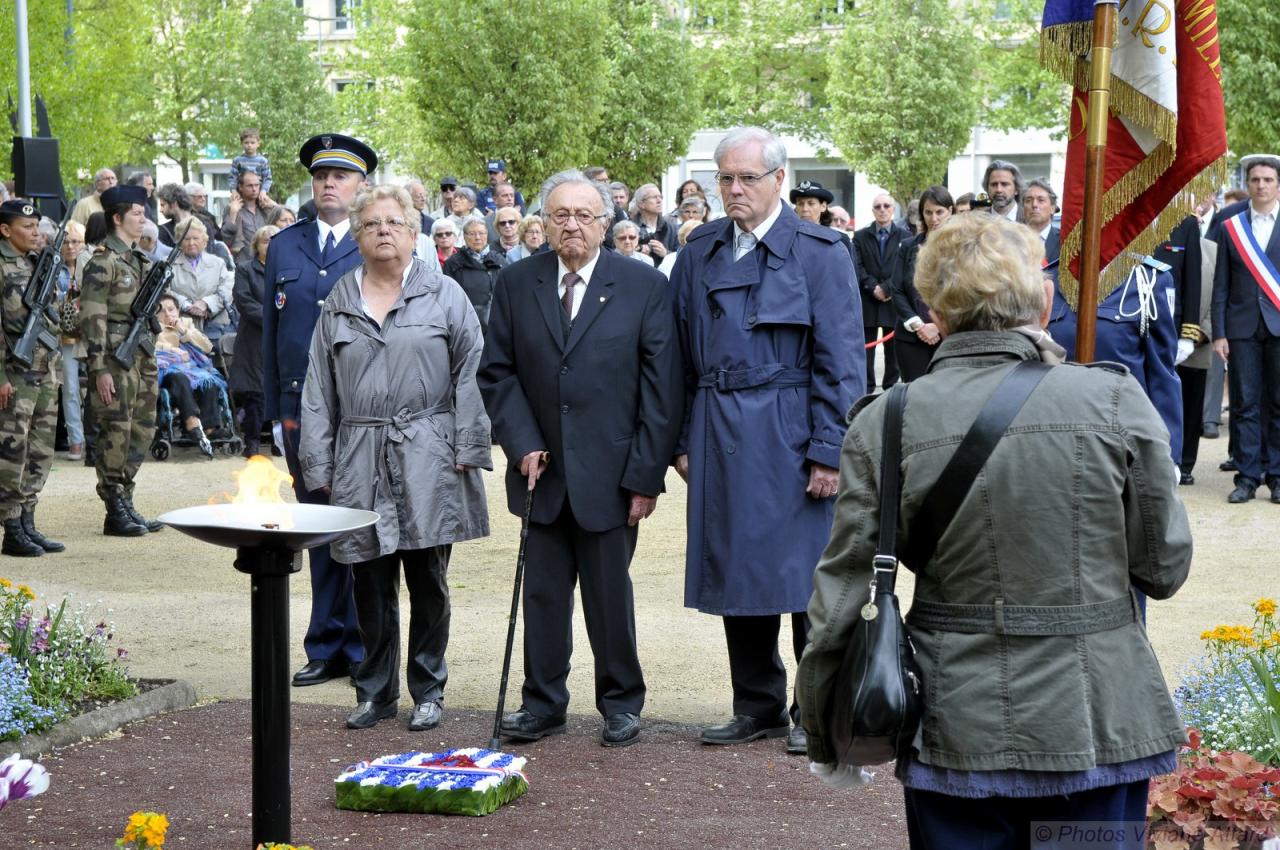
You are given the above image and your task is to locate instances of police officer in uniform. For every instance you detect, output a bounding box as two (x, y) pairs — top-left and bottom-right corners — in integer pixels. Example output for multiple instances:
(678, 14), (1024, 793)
(80, 184), (163, 536)
(0, 200), (64, 555)
(262, 133), (376, 687)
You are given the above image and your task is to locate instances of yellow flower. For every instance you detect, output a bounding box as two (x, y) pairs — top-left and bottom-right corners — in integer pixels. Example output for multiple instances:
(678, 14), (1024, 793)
(1255, 598), (1277, 617)
(0, 577), (11, 589)
(16, 584), (34, 600)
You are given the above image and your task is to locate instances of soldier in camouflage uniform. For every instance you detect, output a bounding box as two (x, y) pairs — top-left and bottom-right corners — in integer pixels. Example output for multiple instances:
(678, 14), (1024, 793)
(0, 200), (64, 555)
(78, 185), (162, 537)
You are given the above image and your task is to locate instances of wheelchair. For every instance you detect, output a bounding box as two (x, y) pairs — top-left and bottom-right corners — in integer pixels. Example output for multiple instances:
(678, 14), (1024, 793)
(150, 332), (244, 460)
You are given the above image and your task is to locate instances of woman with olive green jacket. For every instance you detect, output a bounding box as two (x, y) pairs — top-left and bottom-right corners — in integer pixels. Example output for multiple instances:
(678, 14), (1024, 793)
(797, 213), (1192, 850)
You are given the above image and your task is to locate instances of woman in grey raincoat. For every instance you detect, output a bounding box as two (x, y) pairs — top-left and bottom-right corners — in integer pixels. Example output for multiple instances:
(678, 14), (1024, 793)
(300, 184), (491, 734)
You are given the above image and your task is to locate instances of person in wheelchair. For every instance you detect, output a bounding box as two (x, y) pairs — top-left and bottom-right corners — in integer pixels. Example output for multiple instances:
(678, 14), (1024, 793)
(155, 294), (225, 459)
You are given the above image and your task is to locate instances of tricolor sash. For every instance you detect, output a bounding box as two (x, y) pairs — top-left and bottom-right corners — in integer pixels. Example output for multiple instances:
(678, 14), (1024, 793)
(1223, 211), (1280, 313)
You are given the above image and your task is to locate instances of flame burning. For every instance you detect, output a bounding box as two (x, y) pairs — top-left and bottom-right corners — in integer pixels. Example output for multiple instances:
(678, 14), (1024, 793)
(211, 456), (296, 529)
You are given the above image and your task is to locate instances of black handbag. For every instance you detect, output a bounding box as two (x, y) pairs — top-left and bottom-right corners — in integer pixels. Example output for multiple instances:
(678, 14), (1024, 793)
(827, 360), (1051, 767)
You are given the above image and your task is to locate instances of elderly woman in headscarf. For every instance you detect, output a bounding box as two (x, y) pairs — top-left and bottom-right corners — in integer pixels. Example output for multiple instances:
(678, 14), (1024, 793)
(300, 184), (491, 734)
(168, 218), (235, 341)
(797, 213), (1191, 850)
(155, 293), (222, 458)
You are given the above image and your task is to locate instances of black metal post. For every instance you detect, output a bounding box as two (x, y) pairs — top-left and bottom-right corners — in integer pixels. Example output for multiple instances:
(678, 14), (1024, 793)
(235, 545), (302, 849)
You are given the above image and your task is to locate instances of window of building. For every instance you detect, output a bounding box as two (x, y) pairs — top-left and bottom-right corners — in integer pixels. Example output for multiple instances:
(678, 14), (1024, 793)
(334, 0), (359, 30)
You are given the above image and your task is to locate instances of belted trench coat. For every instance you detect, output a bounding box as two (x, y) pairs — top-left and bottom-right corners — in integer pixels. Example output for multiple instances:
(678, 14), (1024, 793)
(299, 258), (491, 564)
(670, 206), (864, 615)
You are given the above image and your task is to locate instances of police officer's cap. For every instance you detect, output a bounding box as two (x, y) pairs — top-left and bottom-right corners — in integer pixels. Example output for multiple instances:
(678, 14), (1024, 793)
(789, 180), (834, 205)
(486, 159), (507, 173)
(299, 133), (378, 176)
(100, 185), (149, 209)
(0, 199), (40, 223)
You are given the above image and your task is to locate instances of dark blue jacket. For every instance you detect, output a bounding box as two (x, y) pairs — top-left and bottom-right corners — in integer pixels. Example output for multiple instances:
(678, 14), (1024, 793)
(261, 219), (363, 422)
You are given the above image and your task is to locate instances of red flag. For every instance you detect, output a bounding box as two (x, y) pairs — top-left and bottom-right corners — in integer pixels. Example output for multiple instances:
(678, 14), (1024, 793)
(1044, 0), (1227, 307)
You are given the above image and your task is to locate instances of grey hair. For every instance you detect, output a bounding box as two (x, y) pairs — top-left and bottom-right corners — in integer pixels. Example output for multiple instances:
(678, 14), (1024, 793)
(538, 169), (611, 218)
(629, 183), (661, 219)
(453, 185), (476, 205)
(714, 126), (788, 171)
(178, 217), (208, 240)
(430, 218), (457, 236)
(1025, 177), (1058, 206)
(94, 168), (116, 183)
(608, 181), (629, 196)
(462, 217), (489, 235)
(348, 184), (422, 236)
(612, 220), (640, 238)
(679, 196), (706, 212)
(405, 180), (425, 192)
(126, 172), (150, 187)
(183, 182), (207, 197)
(140, 220), (159, 240)
(37, 217), (58, 239)
(983, 159), (1024, 196)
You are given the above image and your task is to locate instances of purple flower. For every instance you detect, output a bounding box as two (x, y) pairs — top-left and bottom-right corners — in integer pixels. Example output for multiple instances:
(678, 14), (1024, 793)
(0, 753), (50, 811)
(14, 615), (28, 631)
(116, 648), (128, 660)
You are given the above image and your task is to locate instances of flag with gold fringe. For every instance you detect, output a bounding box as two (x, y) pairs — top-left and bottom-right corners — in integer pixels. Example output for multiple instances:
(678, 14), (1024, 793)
(1041, 0), (1227, 309)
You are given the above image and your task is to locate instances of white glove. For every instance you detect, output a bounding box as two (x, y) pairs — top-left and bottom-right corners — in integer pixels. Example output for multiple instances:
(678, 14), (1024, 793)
(1175, 338), (1194, 365)
(809, 761), (875, 789)
(272, 421), (285, 455)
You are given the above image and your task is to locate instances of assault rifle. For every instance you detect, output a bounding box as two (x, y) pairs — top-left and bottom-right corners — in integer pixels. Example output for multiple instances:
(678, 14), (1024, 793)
(111, 222), (190, 368)
(12, 203), (74, 368)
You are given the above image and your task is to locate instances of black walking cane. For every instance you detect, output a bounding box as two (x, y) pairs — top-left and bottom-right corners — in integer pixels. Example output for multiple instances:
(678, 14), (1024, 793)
(490, 480), (536, 750)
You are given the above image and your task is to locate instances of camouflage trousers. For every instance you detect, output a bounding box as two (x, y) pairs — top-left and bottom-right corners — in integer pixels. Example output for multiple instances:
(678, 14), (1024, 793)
(0, 357), (62, 520)
(92, 359), (158, 501)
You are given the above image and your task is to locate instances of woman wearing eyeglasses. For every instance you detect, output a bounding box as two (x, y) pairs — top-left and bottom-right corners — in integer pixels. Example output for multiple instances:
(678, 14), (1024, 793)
(430, 219), (458, 266)
(300, 184), (492, 734)
(443, 218), (509, 336)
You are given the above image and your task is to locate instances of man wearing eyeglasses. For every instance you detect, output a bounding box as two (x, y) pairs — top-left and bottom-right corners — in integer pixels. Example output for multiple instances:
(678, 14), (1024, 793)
(669, 126), (863, 757)
(479, 169), (684, 749)
(853, 194), (910, 391)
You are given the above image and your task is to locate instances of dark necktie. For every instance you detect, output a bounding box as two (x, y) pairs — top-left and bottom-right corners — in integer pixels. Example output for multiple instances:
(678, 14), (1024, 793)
(877, 228), (889, 259)
(322, 231), (335, 266)
(561, 272), (581, 318)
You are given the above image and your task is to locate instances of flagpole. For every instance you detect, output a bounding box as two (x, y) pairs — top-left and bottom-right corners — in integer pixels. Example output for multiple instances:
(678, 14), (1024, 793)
(1075, 0), (1118, 363)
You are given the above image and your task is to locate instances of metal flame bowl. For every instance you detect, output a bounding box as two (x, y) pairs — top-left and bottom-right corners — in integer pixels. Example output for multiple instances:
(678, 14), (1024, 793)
(157, 504), (378, 551)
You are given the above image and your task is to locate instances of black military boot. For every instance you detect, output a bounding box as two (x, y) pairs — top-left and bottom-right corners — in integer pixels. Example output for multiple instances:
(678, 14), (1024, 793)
(103, 495), (148, 537)
(122, 495), (163, 533)
(2, 517), (44, 556)
(20, 509), (64, 553)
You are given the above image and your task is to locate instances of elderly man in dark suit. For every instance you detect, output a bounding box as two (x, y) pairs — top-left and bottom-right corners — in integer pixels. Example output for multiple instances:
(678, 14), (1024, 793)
(853, 194), (910, 391)
(478, 170), (684, 749)
(1212, 155), (1280, 504)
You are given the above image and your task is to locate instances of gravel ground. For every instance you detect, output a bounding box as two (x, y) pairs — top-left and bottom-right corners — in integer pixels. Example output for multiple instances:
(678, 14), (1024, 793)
(5, 432), (1271, 846)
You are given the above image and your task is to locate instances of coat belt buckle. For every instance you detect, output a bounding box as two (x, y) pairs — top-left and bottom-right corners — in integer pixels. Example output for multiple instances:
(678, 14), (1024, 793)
(714, 369), (729, 391)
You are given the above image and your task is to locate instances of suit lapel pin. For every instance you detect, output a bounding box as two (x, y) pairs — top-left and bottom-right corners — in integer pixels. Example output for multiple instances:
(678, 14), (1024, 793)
(599, 296), (607, 303)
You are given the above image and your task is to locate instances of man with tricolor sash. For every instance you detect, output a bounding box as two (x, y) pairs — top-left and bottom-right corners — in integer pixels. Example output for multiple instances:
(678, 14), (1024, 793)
(1211, 156), (1280, 504)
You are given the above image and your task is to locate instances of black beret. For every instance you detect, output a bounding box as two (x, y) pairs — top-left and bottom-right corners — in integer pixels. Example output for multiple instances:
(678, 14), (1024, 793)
(101, 185), (149, 208)
(0, 199), (40, 222)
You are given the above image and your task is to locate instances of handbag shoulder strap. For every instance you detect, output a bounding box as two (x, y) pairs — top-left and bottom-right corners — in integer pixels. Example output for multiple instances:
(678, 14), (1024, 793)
(873, 383), (909, 591)
(899, 359), (1052, 572)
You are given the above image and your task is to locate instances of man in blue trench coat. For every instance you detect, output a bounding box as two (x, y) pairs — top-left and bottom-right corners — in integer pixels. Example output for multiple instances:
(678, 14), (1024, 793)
(670, 126), (864, 755)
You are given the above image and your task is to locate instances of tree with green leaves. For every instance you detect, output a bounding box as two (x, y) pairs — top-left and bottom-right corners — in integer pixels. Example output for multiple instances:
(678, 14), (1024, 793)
(693, 0), (836, 147)
(970, 0), (1069, 134)
(587, 0), (703, 190)
(406, 0), (612, 194)
(134, 0), (333, 194)
(0, 0), (153, 190)
(828, 0), (978, 204)
(1219, 0), (1280, 157)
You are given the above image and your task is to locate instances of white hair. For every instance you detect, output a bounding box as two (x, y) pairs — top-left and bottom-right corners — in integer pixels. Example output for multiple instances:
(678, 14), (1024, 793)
(539, 169), (611, 218)
(714, 126), (787, 171)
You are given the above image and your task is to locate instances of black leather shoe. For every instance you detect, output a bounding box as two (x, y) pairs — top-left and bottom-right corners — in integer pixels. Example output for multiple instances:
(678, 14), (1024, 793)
(292, 658), (351, 687)
(1179, 471), (1195, 486)
(1220, 457), (1238, 472)
(601, 713), (640, 747)
(407, 700), (442, 731)
(786, 726), (808, 755)
(700, 714), (790, 745)
(1271, 487), (1280, 505)
(2, 518), (44, 557)
(122, 497), (163, 533)
(103, 496), (148, 537)
(21, 510), (64, 552)
(346, 700), (397, 729)
(1202, 422), (1220, 438)
(500, 708), (567, 742)
(1228, 482), (1257, 503)
(242, 441), (261, 459)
